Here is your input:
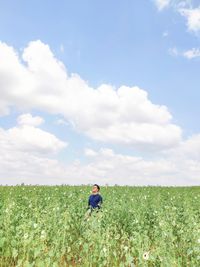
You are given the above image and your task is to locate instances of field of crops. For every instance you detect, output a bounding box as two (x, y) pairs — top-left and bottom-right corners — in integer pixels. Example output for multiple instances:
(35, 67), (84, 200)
(0, 185), (200, 267)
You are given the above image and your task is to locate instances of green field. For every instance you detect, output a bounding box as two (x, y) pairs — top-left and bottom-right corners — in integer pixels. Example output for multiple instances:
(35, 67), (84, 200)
(0, 185), (200, 267)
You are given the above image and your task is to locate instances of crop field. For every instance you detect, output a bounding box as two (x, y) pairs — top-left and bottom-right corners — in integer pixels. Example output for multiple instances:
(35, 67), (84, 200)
(0, 185), (200, 267)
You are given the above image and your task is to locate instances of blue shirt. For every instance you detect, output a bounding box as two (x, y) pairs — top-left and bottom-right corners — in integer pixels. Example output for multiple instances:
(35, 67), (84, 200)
(88, 193), (103, 209)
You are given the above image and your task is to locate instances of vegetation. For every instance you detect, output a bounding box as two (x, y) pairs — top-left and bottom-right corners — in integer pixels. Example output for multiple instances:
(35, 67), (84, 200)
(0, 185), (200, 266)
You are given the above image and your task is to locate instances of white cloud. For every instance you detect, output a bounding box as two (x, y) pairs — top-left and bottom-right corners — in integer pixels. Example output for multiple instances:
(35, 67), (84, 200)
(17, 113), (44, 126)
(0, 40), (182, 150)
(55, 118), (69, 126)
(183, 47), (200, 58)
(183, 135), (200, 160)
(153, 1), (200, 34)
(84, 148), (98, 157)
(0, 114), (67, 155)
(7, 126), (67, 154)
(75, 144), (200, 185)
(179, 7), (200, 33)
(154, 0), (171, 11)
(176, 1), (191, 8)
(167, 134), (200, 160)
(169, 46), (200, 59)
(0, 100), (9, 116)
(0, 114), (68, 184)
(0, 122), (199, 185)
(154, 0), (192, 11)
(86, 121), (181, 150)
(168, 47), (179, 56)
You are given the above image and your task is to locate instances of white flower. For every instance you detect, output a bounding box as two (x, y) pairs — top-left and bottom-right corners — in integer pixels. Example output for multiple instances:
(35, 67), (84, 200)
(40, 230), (46, 239)
(172, 221), (176, 226)
(124, 246), (129, 251)
(103, 247), (107, 253)
(24, 233), (29, 239)
(197, 239), (200, 243)
(143, 251), (149, 260)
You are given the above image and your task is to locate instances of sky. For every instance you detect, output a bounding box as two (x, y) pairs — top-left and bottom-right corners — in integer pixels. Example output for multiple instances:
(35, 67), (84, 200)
(0, 0), (200, 185)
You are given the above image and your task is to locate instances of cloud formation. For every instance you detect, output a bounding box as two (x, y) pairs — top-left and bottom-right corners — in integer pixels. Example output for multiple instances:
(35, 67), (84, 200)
(169, 46), (200, 59)
(17, 113), (44, 127)
(0, 40), (182, 150)
(0, 40), (199, 185)
(0, 113), (199, 186)
(1, 139), (199, 185)
(179, 7), (200, 33)
(154, 0), (171, 11)
(81, 141), (200, 186)
(154, 0), (200, 34)
(0, 114), (67, 155)
(0, 114), (68, 184)
(183, 47), (200, 58)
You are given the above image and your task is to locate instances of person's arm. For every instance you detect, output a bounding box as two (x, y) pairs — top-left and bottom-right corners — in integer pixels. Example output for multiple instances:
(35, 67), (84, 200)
(97, 195), (103, 209)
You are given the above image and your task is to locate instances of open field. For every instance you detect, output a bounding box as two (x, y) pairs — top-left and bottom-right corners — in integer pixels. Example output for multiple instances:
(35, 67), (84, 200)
(0, 185), (200, 266)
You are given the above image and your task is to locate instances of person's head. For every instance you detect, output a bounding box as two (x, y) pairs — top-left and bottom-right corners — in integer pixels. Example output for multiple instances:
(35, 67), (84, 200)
(92, 184), (100, 193)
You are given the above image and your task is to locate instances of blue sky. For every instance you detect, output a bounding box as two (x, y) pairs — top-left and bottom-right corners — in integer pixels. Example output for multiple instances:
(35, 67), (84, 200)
(0, 0), (200, 185)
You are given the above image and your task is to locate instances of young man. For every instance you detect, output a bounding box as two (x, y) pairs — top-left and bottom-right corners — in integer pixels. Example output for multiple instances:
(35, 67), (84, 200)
(87, 184), (103, 213)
